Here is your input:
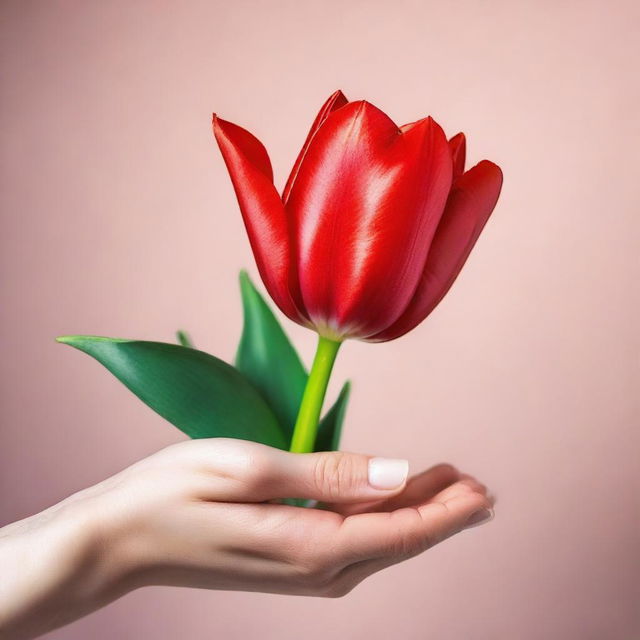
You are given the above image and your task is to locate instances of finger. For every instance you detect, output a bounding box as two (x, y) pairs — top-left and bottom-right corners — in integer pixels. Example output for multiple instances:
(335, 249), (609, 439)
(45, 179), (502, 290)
(187, 439), (409, 503)
(326, 463), (460, 515)
(459, 473), (488, 495)
(331, 491), (493, 596)
(427, 478), (481, 503)
(392, 463), (461, 504)
(328, 467), (490, 517)
(332, 481), (492, 563)
(371, 463), (464, 511)
(326, 484), (494, 597)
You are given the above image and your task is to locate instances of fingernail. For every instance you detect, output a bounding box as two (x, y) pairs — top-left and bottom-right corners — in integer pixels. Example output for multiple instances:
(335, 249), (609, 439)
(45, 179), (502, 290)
(463, 508), (494, 529)
(368, 458), (409, 490)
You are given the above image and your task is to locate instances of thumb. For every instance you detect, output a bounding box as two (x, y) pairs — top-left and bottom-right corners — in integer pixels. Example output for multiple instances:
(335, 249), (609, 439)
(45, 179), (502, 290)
(183, 440), (409, 504)
(268, 449), (409, 503)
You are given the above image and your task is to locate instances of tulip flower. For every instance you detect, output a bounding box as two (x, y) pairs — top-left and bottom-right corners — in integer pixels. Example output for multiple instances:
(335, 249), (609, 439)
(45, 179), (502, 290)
(214, 90), (503, 453)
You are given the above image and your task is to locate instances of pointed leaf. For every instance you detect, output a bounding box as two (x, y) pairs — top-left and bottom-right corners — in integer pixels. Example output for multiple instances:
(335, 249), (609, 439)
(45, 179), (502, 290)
(235, 271), (352, 450)
(176, 330), (194, 348)
(315, 381), (351, 452)
(57, 335), (287, 449)
(235, 270), (307, 438)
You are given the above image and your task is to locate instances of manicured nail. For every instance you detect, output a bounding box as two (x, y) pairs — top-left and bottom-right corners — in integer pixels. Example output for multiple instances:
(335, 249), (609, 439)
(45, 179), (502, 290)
(368, 458), (409, 490)
(463, 508), (494, 529)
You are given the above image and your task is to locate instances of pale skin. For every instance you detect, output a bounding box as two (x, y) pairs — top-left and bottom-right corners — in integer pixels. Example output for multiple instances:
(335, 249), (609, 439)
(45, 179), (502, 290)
(0, 438), (494, 640)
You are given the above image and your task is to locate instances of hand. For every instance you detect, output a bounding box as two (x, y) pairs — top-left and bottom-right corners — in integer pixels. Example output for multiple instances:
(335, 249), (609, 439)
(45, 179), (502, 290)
(0, 439), (493, 639)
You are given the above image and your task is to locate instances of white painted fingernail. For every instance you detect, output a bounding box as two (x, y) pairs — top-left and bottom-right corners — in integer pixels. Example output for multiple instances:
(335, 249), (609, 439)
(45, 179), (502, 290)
(368, 458), (409, 490)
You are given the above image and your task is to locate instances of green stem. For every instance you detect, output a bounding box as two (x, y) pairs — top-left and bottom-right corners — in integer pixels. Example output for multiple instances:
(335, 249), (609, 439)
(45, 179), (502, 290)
(289, 335), (342, 453)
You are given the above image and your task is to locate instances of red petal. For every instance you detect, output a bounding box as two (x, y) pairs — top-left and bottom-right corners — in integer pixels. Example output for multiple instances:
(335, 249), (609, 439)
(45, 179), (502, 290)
(285, 101), (453, 339)
(212, 115), (306, 323)
(370, 160), (503, 342)
(449, 132), (466, 180)
(282, 90), (349, 204)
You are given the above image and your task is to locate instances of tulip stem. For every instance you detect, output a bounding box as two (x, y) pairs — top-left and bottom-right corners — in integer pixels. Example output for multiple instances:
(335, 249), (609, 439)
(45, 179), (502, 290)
(289, 335), (342, 453)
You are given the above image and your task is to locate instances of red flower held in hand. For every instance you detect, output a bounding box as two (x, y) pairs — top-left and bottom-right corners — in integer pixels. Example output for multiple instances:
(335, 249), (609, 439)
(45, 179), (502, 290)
(53, 91), (504, 462)
(213, 90), (502, 343)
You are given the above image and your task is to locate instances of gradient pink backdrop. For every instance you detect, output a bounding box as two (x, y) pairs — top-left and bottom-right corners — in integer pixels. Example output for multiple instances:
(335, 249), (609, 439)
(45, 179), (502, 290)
(1, 1), (639, 638)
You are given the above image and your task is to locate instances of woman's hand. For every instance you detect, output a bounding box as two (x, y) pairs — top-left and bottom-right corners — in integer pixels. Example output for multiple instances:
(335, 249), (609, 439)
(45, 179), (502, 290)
(0, 439), (493, 640)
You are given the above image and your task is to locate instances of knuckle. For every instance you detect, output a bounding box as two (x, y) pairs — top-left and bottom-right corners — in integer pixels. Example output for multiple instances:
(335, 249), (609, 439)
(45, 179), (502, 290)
(291, 542), (338, 591)
(321, 580), (355, 599)
(297, 558), (335, 590)
(241, 452), (273, 492)
(387, 508), (429, 557)
(313, 452), (358, 499)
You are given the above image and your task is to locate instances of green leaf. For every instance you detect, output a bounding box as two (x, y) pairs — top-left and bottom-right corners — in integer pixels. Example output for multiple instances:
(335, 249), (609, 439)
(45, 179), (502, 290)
(235, 271), (351, 451)
(57, 335), (287, 449)
(315, 381), (351, 452)
(176, 330), (194, 348)
(235, 270), (307, 439)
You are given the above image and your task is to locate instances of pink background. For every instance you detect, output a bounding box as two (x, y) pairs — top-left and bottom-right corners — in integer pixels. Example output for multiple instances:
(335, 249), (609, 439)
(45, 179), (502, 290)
(1, 1), (639, 638)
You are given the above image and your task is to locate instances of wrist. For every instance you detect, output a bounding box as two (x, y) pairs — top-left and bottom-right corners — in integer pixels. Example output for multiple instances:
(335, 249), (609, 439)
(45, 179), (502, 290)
(0, 492), (135, 639)
(71, 483), (148, 600)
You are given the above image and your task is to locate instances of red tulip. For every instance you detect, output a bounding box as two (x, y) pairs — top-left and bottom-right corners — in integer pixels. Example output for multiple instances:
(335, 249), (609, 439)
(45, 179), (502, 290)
(213, 90), (502, 343)
(213, 91), (502, 453)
